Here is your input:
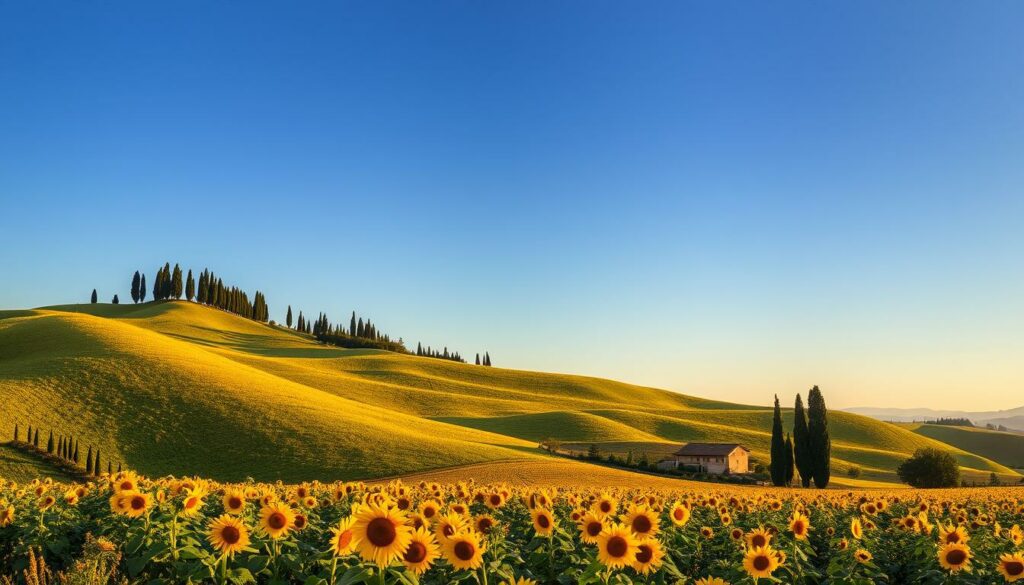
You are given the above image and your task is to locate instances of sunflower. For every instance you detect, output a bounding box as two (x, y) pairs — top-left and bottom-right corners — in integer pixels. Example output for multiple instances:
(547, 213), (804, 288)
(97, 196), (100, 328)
(222, 490), (246, 515)
(596, 523), (638, 569)
(998, 552), (1024, 583)
(620, 504), (660, 538)
(700, 526), (714, 539)
(531, 507), (556, 537)
(474, 514), (497, 535)
(669, 502), (690, 526)
(850, 517), (862, 539)
(123, 491), (151, 518)
(632, 537), (664, 575)
(419, 500), (441, 521)
(694, 579), (730, 585)
(442, 530), (486, 570)
(500, 579), (538, 585)
(854, 549), (872, 564)
(937, 542), (972, 573)
(329, 516), (357, 556)
(743, 546), (781, 579)
(1009, 525), (1023, 546)
(789, 511), (810, 540)
(0, 506), (13, 527)
(111, 471), (140, 493)
(434, 511), (467, 542)
(593, 493), (618, 518)
(38, 495), (56, 511)
(353, 502), (412, 567)
(181, 487), (208, 517)
(260, 502), (296, 539)
(579, 511), (607, 544)
(208, 514), (250, 557)
(402, 527), (440, 575)
(485, 492), (506, 509)
(746, 527), (772, 550)
(938, 524), (970, 545)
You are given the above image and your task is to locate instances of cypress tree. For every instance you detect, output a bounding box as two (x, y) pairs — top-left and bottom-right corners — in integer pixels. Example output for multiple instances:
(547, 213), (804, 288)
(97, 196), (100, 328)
(185, 269), (195, 301)
(13, 423), (18, 442)
(172, 264), (183, 299)
(94, 450), (101, 475)
(807, 385), (831, 488)
(140, 274), (147, 302)
(112, 294), (119, 304)
(286, 306), (293, 328)
(33, 428), (39, 447)
(769, 395), (786, 486)
(91, 289), (98, 304)
(58, 437), (64, 458)
(793, 394), (812, 487)
(86, 446), (93, 474)
(162, 262), (172, 299)
(73, 440), (79, 463)
(131, 271), (141, 303)
(108, 462), (112, 474)
(784, 433), (796, 486)
(475, 353), (480, 365)
(47, 430), (54, 454)
(350, 312), (357, 336)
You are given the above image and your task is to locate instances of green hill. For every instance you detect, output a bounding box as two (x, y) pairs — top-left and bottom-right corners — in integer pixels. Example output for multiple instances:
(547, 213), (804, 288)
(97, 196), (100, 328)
(902, 423), (1024, 471)
(0, 301), (1019, 485)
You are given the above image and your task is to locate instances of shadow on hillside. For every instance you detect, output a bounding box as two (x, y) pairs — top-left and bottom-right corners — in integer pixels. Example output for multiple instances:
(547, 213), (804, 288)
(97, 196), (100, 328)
(163, 325), (385, 359)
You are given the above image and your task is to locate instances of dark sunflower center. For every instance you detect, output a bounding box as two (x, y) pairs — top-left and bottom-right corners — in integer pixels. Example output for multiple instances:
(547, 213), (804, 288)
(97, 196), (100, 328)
(424, 507), (436, 518)
(753, 555), (770, 571)
(633, 515), (652, 533)
(367, 517), (396, 547)
(600, 502), (611, 513)
(294, 515), (307, 529)
(478, 519), (493, 533)
(229, 497), (242, 509)
(538, 514), (551, 529)
(606, 536), (628, 557)
(587, 522), (603, 536)
(635, 545), (653, 564)
(268, 512), (287, 530)
(131, 496), (146, 510)
(751, 534), (766, 548)
(946, 549), (967, 565)
(947, 533), (960, 543)
(490, 495), (501, 506)
(673, 509), (684, 520)
(454, 540), (475, 561)
(794, 521), (805, 534)
(404, 541), (427, 563)
(221, 525), (240, 545)
(1005, 561), (1024, 576)
(337, 530), (353, 548)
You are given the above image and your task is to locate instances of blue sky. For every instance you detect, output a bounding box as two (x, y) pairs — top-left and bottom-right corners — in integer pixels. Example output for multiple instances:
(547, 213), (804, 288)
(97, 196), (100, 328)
(2, 2), (1023, 410)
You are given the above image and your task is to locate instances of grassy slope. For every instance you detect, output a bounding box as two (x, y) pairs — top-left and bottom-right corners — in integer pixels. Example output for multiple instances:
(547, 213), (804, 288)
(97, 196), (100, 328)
(902, 423), (1024, 470)
(0, 443), (78, 483)
(0, 301), (1018, 486)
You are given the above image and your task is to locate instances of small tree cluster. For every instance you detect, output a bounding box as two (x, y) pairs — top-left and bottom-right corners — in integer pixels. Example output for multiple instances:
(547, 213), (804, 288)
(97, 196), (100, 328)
(474, 352), (493, 366)
(416, 342), (466, 363)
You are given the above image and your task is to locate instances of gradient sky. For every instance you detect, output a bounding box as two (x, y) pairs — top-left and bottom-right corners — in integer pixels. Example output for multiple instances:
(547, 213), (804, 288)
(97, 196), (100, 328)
(2, 2), (1023, 411)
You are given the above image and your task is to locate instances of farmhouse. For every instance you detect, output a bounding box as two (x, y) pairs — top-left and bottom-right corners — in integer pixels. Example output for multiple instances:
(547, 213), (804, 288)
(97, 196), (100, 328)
(659, 443), (750, 474)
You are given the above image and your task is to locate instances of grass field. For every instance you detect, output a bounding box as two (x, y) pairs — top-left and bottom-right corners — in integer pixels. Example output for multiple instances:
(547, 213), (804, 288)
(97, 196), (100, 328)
(1, 300), (1020, 486)
(902, 422), (1024, 471)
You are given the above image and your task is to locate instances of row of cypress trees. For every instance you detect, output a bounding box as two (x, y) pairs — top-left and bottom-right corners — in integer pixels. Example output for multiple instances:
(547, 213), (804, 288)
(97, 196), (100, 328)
(770, 386), (831, 488)
(12, 423), (116, 477)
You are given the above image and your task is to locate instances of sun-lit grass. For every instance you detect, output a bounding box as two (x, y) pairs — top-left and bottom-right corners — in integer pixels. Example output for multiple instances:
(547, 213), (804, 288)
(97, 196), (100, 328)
(902, 423), (1024, 470)
(2, 300), (1020, 486)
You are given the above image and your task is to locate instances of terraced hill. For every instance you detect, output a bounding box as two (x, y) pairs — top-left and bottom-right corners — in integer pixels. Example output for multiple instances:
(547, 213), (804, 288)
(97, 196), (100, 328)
(0, 301), (1019, 486)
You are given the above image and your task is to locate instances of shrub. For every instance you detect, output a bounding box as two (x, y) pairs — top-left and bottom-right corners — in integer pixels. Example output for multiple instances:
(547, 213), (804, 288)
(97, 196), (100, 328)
(896, 448), (960, 488)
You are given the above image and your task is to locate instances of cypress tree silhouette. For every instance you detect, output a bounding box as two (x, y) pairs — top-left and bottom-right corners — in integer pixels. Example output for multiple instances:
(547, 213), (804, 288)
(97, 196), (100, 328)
(140, 274), (147, 302)
(13, 423), (18, 442)
(94, 450), (101, 475)
(286, 306), (293, 328)
(46, 430), (54, 454)
(769, 395), (786, 486)
(185, 269), (195, 301)
(131, 271), (141, 303)
(91, 289), (98, 304)
(793, 394), (812, 488)
(112, 294), (119, 304)
(73, 440), (79, 463)
(172, 263), (183, 299)
(33, 428), (39, 447)
(807, 385), (831, 488)
(475, 353), (481, 365)
(784, 433), (796, 486)
(86, 447), (93, 474)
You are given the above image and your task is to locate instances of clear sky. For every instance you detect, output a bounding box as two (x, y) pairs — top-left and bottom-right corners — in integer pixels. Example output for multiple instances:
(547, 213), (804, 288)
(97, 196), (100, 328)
(2, 2), (1022, 411)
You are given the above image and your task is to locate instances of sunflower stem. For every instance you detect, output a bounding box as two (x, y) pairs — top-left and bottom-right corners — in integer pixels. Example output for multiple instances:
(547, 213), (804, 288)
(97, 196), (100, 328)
(329, 556), (337, 584)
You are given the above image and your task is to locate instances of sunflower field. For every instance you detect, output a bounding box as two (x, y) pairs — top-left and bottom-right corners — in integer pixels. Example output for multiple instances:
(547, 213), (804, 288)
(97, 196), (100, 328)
(1, 473), (1024, 584)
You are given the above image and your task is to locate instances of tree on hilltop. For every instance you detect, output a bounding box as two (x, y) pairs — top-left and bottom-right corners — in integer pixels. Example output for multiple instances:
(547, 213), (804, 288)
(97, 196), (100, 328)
(286, 305), (293, 328)
(171, 264), (183, 299)
(91, 289), (98, 304)
(140, 274), (147, 302)
(112, 294), (119, 304)
(131, 271), (141, 303)
(185, 269), (195, 301)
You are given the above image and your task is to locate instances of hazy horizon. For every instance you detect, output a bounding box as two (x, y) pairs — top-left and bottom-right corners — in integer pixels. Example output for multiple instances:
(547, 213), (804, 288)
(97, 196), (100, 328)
(2, 2), (1023, 411)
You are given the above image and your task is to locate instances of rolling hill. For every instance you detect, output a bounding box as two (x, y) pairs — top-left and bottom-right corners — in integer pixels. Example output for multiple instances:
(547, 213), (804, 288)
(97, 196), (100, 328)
(0, 300), (1019, 486)
(900, 423), (1024, 472)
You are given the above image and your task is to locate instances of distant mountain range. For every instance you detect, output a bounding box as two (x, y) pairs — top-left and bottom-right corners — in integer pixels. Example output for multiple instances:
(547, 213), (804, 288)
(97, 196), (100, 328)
(843, 406), (1024, 431)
